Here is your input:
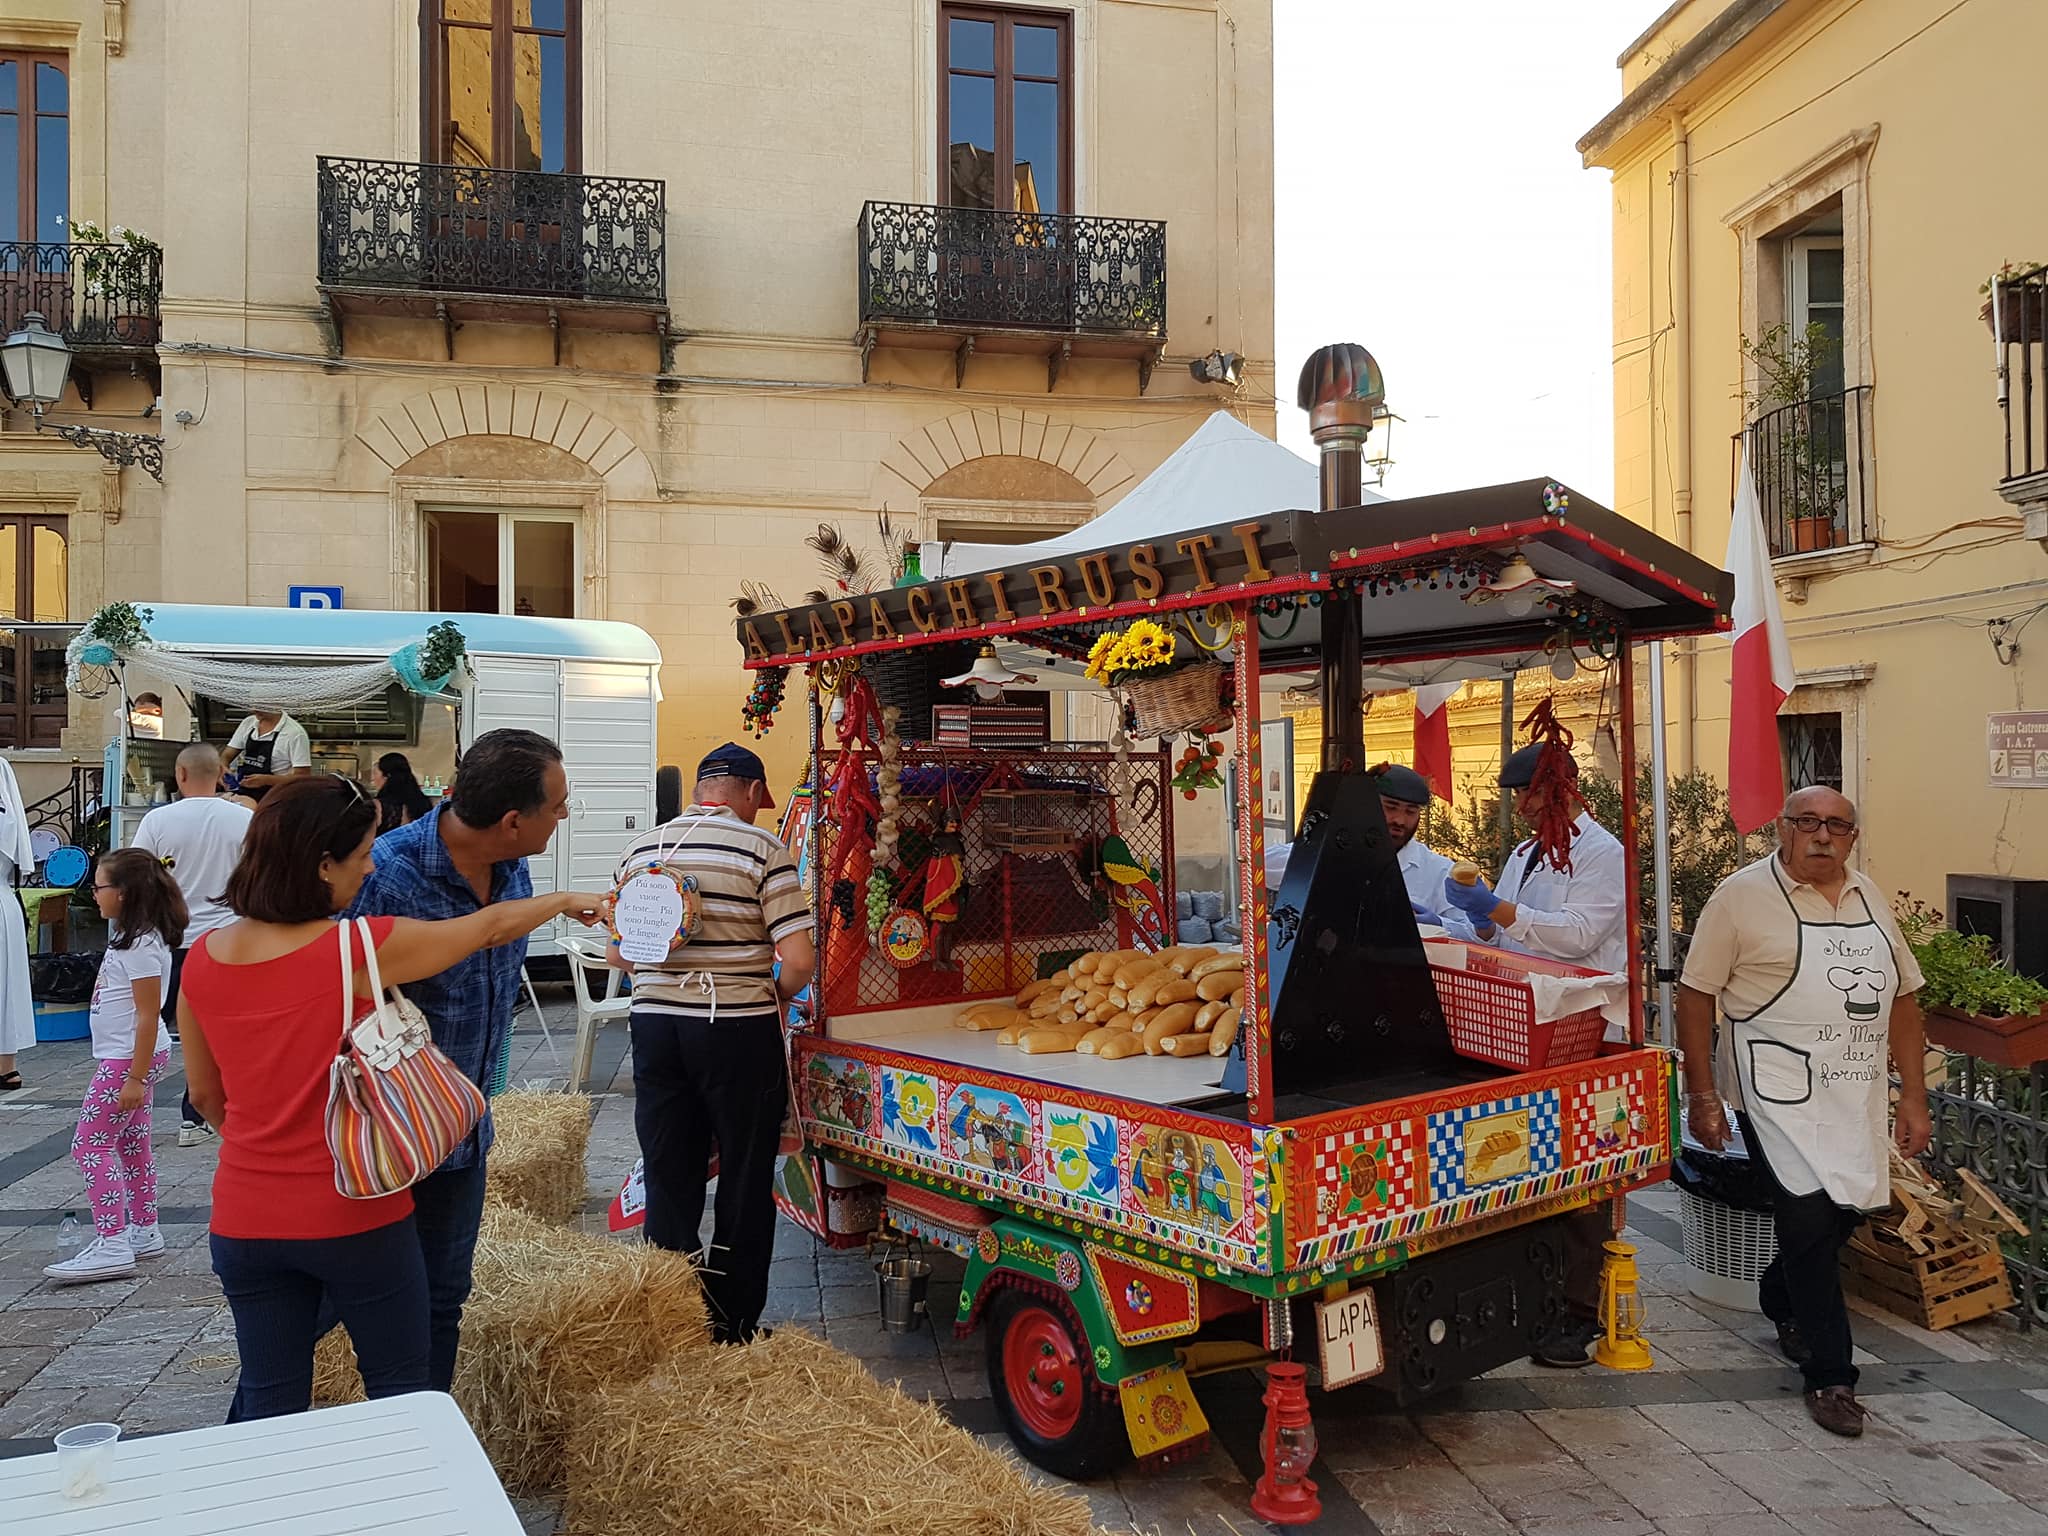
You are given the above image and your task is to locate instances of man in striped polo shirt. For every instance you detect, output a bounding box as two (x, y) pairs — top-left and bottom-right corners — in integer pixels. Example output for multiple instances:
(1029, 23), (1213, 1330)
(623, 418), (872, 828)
(611, 743), (814, 1344)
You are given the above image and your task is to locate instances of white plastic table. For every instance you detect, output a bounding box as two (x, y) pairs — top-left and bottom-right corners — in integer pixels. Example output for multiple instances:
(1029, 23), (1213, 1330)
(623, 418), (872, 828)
(10, 1392), (523, 1534)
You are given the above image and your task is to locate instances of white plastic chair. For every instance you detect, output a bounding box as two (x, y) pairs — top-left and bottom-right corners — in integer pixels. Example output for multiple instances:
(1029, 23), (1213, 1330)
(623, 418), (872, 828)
(558, 928), (632, 1093)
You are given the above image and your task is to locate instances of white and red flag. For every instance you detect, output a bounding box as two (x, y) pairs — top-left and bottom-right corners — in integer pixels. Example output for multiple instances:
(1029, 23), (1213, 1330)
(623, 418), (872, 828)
(1726, 442), (1796, 834)
(1413, 683), (1460, 804)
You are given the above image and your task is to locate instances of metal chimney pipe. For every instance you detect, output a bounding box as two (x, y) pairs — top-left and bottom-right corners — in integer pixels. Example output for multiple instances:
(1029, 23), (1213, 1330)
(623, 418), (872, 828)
(1297, 344), (1385, 771)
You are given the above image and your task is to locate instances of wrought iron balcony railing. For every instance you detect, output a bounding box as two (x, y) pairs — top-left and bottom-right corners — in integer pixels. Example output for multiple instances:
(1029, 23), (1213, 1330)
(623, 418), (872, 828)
(1995, 264), (2048, 488)
(0, 242), (161, 351)
(1743, 385), (1874, 559)
(858, 201), (1166, 337)
(316, 156), (666, 307)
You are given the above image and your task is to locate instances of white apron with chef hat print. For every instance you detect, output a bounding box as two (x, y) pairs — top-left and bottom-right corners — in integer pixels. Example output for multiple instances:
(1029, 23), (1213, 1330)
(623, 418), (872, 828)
(1721, 858), (1899, 1212)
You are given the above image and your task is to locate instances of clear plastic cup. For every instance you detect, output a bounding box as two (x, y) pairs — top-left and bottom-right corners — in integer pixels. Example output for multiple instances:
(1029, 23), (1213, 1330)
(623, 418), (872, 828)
(54, 1421), (121, 1500)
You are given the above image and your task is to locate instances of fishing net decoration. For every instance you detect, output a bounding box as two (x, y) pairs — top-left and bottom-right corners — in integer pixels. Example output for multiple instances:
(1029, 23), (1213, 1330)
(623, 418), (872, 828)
(65, 606), (469, 709)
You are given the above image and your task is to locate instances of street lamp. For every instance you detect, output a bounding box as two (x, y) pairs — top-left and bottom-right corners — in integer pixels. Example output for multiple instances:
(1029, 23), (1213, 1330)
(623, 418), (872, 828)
(0, 312), (163, 481)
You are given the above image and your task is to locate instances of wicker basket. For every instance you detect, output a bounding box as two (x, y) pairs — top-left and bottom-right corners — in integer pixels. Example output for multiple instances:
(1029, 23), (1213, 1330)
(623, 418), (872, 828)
(1123, 661), (1227, 739)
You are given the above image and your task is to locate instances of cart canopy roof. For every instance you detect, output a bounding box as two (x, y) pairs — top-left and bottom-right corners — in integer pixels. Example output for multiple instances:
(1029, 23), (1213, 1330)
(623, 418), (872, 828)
(738, 475), (1731, 683)
(918, 410), (1380, 581)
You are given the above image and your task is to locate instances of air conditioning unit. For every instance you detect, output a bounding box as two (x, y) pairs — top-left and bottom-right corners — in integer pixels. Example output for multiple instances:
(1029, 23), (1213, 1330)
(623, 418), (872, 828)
(1947, 875), (2048, 983)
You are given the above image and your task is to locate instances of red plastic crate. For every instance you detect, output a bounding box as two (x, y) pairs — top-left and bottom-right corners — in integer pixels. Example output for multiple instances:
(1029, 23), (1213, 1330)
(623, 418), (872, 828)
(1423, 940), (1611, 1071)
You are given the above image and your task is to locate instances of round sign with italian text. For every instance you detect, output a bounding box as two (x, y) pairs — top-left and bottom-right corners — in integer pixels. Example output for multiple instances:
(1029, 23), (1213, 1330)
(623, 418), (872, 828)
(611, 866), (699, 965)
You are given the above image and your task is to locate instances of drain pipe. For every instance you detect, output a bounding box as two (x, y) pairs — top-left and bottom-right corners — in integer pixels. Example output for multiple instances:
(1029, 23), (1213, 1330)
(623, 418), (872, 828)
(1669, 111), (1698, 775)
(1297, 343), (1385, 772)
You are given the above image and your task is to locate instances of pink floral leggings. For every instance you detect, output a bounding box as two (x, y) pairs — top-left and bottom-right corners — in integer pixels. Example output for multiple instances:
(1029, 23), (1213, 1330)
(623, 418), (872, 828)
(71, 1051), (171, 1239)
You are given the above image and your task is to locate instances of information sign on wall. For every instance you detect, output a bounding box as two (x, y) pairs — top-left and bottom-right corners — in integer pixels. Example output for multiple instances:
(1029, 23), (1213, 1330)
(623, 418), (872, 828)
(1988, 712), (2048, 788)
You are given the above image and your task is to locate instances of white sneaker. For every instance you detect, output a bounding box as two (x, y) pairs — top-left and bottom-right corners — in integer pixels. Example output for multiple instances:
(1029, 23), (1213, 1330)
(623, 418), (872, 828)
(177, 1121), (211, 1148)
(126, 1224), (164, 1259)
(43, 1234), (137, 1285)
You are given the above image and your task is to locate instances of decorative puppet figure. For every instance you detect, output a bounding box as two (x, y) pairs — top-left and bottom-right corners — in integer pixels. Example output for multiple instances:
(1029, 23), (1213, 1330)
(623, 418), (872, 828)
(921, 810), (967, 971)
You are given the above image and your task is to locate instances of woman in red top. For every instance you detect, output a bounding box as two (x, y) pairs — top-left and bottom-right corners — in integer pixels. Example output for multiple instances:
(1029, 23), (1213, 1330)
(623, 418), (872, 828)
(178, 776), (603, 1420)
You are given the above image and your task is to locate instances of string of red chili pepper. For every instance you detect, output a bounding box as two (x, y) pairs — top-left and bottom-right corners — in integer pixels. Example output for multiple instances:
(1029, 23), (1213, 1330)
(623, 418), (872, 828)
(1519, 696), (1589, 875)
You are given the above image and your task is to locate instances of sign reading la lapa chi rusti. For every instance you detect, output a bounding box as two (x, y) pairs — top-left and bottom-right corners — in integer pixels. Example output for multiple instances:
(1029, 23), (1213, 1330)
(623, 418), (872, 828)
(738, 520), (1290, 665)
(1988, 711), (2048, 788)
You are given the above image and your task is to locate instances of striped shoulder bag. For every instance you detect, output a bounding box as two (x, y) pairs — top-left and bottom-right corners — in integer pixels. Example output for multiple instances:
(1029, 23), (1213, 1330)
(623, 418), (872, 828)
(325, 915), (488, 1199)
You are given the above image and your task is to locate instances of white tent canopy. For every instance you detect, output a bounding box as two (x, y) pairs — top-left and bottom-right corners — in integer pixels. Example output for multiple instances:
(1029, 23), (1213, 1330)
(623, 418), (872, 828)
(919, 409), (1381, 581)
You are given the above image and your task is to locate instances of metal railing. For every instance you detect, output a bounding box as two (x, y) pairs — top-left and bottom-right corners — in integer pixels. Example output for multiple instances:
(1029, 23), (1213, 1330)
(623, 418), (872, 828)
(858, 201), (1166, 335)
(1925, 1053), (2048, 1326)
(1743, 384), (1873, 558)
(0, 242), (161, 350)
(1995, 264), (2048, 486)
(316, 156), (666, 306)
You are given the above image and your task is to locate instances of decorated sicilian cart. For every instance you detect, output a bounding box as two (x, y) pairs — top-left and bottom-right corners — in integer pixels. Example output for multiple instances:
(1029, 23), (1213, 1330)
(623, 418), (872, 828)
(736, 351), (1733, 1511)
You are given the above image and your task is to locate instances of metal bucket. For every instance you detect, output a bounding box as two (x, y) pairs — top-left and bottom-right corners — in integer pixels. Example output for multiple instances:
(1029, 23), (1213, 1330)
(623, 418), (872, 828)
(875, 1249), (932, 1333)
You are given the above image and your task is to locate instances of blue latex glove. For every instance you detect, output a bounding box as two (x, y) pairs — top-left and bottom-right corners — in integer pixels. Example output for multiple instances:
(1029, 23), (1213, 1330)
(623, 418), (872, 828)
(1442, 873), (1502, 922)
(1410, 899), (1444, 925)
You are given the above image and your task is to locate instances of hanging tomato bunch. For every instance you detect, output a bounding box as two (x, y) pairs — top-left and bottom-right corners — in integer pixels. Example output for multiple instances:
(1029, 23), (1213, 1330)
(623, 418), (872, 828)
(1170, 738), (1226, 799)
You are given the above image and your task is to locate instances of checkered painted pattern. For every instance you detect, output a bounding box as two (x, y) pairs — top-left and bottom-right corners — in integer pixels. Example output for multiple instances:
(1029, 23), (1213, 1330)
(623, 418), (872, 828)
(1311, 1120), (1417, 1226)
(1426, 1090), (1562, 1203)
(1569, 1069), (1649, 1162)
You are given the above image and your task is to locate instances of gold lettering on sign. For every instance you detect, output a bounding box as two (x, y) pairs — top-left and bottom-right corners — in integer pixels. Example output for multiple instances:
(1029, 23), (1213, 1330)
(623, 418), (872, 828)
(829, 601), (858, 647)
(1127, 543), (1164, 600)
(806, 611), (834, 652)
(1178, 533), (1220, 593)
(866, 597), (898, 642)
(944, 580), (980, 629)
(1077, 552), (1117, 608)
(906, 587), (938, 633)
(773, 613), (801, 655)
(1029, 566), (1073, 616)
(744, 624), (770, 662)
(1231, 522), (1274, 583)
(983, 571), (1019, 622)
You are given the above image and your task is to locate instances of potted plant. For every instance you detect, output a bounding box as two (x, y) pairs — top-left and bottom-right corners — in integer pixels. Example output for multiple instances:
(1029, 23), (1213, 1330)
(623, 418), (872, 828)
(1981, 261), (2048, 340)
(1083, 617), (1227, 740)
(1741, 322), (1848, 553)
(65, 218), (161, 345)
(1896, 895), (2048, 1067)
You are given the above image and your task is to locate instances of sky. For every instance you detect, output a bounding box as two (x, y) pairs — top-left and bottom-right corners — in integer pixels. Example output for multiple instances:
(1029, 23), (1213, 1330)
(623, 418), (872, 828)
(1273, 1), (1671, 505)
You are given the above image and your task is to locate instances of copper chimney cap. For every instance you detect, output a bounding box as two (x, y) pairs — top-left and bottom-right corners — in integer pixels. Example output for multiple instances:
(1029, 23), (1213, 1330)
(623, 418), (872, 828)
(1296, 343), (1385, 441)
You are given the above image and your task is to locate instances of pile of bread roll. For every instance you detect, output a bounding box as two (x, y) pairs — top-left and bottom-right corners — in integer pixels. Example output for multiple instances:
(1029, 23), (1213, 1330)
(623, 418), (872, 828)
(955, 946), (1243, 1061)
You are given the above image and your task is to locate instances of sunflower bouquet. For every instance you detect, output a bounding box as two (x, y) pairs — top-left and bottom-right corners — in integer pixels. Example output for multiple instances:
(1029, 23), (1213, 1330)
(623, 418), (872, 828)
(1083, 618), (1176, 687)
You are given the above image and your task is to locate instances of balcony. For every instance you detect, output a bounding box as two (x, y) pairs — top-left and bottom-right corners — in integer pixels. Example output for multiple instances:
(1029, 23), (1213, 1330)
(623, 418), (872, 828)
(1744, 385), (1874, 561)
(0, 242), (161, 398)
(315, 156), (668, 362)
(1995, 264), (2048, 511)
(857, 201), (1167, 391)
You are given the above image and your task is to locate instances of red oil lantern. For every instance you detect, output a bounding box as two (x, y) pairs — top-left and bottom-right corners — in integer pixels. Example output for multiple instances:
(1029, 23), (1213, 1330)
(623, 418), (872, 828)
(1249, 1360), (1322, 1524)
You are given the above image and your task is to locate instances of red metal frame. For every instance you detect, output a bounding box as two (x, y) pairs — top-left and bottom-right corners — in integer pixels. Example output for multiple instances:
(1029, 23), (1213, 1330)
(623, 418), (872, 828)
(1617, 634), (1645, 1046)
(1229, 602), (1273, 1122)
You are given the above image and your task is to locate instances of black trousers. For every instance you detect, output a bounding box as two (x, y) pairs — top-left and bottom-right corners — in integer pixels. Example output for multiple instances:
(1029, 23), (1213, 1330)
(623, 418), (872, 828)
(162, 945), (198, 1127)
(1740, 1113), (1864, 1391)
(213, 1215), (430, 1420)
(630, 1007), (787, 1343)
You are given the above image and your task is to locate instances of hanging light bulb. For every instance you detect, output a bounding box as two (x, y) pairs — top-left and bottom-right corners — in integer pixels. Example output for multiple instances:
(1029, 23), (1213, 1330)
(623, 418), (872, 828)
(1502, 586), (1539, 620)
(1549, 642), (1579, 682)
(1465, 552), (1576, 619)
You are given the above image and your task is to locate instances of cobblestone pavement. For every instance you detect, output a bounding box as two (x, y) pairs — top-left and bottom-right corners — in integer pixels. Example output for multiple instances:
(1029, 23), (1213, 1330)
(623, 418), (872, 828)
(8, 995), (2048, 1534)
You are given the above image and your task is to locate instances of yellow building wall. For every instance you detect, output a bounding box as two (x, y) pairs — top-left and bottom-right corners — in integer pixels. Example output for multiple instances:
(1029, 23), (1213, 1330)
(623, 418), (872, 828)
(1592, 0), (2048, 906)
(0, 0), (1277, 816)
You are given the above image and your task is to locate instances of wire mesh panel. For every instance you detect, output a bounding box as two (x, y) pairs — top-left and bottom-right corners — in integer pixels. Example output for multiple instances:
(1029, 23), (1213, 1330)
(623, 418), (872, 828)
(1424, 944), (1608, 1072)
(816, 744), (1173, 1018)
(1925, 1054), (2048, 1326)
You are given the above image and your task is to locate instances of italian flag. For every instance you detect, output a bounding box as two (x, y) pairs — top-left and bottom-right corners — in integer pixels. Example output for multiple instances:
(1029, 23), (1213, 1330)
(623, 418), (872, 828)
(1413, 683), (1460, 805)
(1727, 442), (1795, 834)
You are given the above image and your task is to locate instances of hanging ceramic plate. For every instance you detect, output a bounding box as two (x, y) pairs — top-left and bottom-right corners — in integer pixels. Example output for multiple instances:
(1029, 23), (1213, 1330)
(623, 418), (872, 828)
(27, 828), (60, 864)
(43, 846), (89, 888)
(881, 908), (931, 969)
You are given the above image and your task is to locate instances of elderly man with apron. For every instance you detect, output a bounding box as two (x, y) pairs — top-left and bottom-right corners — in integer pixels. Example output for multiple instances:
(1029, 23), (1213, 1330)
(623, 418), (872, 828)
(1677, 784), (1931, 1438)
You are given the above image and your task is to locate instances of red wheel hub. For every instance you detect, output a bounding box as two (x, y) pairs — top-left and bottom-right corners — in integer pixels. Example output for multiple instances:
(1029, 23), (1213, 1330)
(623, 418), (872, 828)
(1003, 1303), (1086, 1440)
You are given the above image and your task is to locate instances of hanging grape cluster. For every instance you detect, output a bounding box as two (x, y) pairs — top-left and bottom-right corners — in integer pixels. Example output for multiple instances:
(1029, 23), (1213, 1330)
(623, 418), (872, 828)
(865, 868), (899, 935)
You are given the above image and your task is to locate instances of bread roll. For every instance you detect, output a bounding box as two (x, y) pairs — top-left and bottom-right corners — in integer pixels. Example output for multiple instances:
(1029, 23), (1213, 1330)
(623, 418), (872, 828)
(1076, 1025), (1121, 1054)
(1208, 1008), (1241, 1056)
(1196, 970), (1241, 1003)
(1151, 978), (1198, 1007)
(1020, 1025), (1088, 1055)
(1166, 947), (1219, 977)
(1096, 1032), (1146, 1060)
(1143, 1001), (1201, 1053)
(1189, 953), (1243, 982)
(1161, 1032), (1213, 1057)
(1451, 860), (1481, 886)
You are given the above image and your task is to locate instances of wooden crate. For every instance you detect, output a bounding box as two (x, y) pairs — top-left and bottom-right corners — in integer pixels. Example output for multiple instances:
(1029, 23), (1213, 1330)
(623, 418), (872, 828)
(1841, 1222), (2015, 1331)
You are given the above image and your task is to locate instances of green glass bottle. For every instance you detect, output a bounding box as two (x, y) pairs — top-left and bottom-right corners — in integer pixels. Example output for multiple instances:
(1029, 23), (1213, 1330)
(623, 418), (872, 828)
(895, 548), (924, 588)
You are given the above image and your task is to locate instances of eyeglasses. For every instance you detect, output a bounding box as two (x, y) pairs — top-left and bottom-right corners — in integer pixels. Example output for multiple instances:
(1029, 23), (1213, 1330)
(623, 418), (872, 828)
(331, 774), (369, 803)
(1783, 813), (1858, 837)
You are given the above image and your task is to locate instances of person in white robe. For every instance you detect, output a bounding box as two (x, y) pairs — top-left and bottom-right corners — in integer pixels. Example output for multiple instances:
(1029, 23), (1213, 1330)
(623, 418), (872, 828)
(0, 755), (39, 1086)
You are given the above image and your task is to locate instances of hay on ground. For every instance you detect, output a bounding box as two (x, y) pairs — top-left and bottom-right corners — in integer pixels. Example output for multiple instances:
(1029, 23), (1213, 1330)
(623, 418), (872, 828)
(562, 1329), (1095, 1536)
(484, 1089), (594, 1226)
(313, 1205), (710, 1493)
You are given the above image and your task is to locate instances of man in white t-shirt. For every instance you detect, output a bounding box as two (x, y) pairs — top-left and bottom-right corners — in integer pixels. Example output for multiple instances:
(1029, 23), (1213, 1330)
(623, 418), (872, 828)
(133, 743), (253, 1146)
(221, 708), (312, 800)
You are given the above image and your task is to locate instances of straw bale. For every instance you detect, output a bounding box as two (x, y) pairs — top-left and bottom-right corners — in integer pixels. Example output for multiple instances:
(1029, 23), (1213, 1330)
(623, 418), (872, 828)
(563, 1329), (1095, 1536)
(313, 1206), (710, 1493)
(484, 1089), (594, 1226)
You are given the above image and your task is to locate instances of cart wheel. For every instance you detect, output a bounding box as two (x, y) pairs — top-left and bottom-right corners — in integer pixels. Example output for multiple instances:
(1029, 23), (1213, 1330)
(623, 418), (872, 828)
(986, 1287), (1129, 1481)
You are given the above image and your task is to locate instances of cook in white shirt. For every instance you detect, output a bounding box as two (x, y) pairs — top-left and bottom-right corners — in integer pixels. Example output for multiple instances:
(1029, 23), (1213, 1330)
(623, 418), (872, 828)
(221, 707), (312, 800)
(1266, 763), (1457, 928)
(1441, 742), (1628, 978)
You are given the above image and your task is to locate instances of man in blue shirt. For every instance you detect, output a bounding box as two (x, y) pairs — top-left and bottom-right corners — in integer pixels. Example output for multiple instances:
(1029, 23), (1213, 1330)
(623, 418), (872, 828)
(345, 728), (571, 1391)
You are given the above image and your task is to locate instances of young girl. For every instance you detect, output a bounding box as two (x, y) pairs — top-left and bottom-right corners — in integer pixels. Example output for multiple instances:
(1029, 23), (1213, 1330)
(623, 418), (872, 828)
(45, 849), (187, 1284)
